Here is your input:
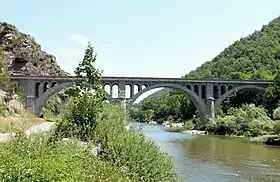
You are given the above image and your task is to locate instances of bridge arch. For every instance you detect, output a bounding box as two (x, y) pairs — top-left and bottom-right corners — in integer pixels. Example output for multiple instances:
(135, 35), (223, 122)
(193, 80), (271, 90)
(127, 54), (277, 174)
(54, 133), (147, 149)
(128, 83), (208, 125)
(214, 85), (266, 111)
(34, 82), (113, 117)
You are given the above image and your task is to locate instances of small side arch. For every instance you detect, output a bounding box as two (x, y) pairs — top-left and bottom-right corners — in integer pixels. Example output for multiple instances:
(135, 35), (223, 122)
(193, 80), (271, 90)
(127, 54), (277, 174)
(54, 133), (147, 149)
(128, 83), (208, 125)
(214, 85), (266, 111)
(34, 82), (114, 117)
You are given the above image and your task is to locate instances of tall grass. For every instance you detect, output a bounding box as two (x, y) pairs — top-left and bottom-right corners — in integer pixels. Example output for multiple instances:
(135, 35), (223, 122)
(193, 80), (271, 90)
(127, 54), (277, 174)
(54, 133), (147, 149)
(92, 104), (178, 181)
(0, 132), (128, 181)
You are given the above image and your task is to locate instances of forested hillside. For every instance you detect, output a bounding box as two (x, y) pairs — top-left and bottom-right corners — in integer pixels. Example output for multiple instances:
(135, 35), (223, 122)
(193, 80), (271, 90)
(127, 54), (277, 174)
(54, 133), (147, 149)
(130, 16), (280, 123)
(187, 16), (280, 80)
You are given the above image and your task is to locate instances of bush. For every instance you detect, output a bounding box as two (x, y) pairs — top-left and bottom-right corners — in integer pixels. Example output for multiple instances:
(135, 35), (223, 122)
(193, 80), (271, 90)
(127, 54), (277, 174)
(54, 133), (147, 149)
(182, 119), (195, 130)
(54, 92), (104, 141)
(250, 135), (280, 145)
(93, 104), (178, 182)
(206, 104), (275, 137)
(273, 107), (280, 120)
(0, 132), (128, 181)
(273, 120), (280, 134)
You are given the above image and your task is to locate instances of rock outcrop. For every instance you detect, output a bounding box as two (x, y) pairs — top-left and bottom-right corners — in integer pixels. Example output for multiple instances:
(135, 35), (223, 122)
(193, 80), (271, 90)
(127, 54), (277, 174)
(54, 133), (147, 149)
(0, 22), (68, 76)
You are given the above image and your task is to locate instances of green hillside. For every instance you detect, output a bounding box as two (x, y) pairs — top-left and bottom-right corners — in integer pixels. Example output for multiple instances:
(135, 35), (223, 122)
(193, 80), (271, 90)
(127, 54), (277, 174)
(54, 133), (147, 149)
(187, 16), (280, 80)
(129, 16), (280, 123)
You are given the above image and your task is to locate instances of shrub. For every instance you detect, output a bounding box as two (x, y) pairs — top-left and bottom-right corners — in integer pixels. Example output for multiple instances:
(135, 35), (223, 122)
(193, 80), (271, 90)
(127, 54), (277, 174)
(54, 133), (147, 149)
(183, 119), (195, 130)
(93, 104), (178, 182)
(250, 135), (280, 145)
(54, 92), (104, 141)
(273, 107), (280, 120)
(273, 120), (280, 134)
(206, 104), (275, 137)
(0, 132), (128, 181)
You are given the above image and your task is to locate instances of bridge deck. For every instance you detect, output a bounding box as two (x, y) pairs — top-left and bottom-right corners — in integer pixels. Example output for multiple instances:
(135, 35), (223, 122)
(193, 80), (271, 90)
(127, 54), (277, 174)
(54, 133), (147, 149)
(10, 75), (275, 84)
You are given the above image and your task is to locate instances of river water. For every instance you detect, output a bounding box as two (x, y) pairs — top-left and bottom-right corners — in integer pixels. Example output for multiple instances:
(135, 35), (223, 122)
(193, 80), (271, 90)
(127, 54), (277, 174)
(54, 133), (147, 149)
(142, 123), (280, 182)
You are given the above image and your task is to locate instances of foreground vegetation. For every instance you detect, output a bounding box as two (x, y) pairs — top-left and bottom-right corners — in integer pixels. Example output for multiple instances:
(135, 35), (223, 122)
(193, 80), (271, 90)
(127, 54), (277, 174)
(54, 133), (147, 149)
(0, 43), (178, 181)
(0, 103), (177, 181)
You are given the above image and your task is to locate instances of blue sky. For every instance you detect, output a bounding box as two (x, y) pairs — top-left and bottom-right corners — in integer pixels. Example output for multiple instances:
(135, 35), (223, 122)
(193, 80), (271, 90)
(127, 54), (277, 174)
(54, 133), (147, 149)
(1, 0), (280, 78)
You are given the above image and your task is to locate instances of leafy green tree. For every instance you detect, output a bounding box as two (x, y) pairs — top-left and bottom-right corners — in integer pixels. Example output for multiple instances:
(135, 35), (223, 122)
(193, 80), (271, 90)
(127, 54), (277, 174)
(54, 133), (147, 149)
(55, 42), (106, 141)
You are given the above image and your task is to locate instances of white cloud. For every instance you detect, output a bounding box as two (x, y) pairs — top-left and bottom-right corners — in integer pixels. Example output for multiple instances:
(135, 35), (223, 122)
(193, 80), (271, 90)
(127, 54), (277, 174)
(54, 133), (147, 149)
(67, 33), (91, 46)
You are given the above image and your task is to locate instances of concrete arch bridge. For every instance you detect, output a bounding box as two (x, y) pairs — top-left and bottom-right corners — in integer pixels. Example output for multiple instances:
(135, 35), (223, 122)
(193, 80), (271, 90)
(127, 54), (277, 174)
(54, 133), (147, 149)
(10, 75), (274, 125)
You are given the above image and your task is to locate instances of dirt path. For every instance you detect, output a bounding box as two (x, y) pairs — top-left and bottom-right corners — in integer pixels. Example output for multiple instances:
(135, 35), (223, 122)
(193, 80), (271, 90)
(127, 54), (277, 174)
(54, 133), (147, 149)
(0, 122), (55, 142)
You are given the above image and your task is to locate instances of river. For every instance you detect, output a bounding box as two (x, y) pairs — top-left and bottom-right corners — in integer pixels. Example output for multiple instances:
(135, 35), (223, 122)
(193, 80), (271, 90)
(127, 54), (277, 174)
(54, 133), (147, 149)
(141, 123), (280, 182)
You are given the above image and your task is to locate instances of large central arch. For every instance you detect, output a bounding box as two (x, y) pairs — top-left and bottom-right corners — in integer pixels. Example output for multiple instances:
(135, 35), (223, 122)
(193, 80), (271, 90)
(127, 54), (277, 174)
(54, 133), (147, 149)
(34, 82), (113, 117)
(214, 85), (266, 111)
(128, 83), (208, 125)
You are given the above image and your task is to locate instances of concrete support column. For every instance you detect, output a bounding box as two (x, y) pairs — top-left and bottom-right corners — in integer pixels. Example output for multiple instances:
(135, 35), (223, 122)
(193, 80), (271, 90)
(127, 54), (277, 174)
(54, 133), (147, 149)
(39, 83), (44, 96)
(25, 79), (36, 114)
(110, 85), (113, 98)
(26, 95), (36, 113)
(130, 86), (134, 99)
(206, 83), (215, 118)
(118, 81), (126, 109)
(118, 81), (126, 99)
(137, 84), (141, 92)
(207, 97), (215, 118)
(217, 85), (221, 99)
(206, 83), (213, 100)
(225, 86), (228, 93)
(198, 85), (202, 98)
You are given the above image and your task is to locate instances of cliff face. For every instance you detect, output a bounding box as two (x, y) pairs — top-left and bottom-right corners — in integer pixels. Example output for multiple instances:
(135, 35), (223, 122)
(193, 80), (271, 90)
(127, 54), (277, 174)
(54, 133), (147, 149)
(0, 22), (68, 76)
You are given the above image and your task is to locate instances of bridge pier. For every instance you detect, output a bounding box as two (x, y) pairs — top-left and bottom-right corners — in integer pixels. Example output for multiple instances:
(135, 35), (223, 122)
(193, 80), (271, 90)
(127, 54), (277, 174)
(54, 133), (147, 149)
(26, 95), (36, 113)
(23, 79), (37, 114)
(206, 97), (215, 118)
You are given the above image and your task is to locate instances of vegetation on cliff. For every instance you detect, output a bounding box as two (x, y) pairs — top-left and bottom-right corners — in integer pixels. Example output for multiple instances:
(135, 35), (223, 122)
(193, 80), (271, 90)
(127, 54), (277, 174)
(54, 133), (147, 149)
(0, 22), (67, 76)
(129, 16), (280, 128)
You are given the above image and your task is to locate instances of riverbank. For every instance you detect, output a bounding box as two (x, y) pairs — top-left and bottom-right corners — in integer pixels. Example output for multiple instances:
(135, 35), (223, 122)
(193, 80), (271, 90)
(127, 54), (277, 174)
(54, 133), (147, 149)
(164, 126), (280, 146)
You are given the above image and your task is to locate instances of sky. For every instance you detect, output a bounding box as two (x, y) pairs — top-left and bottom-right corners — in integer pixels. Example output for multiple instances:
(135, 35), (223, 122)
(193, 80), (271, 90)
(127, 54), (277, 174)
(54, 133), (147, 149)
(1, 0), (280, 78)
(1, 1), (280, 101)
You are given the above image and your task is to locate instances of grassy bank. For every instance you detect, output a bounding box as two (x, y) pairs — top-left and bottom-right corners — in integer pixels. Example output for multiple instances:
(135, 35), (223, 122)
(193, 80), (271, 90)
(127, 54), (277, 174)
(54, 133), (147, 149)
(0, 110), (44, 133)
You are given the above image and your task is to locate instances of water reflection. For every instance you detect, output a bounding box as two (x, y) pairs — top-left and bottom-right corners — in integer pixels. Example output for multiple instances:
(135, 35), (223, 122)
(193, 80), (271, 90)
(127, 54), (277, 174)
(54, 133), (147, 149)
(142, 123), (280, 182)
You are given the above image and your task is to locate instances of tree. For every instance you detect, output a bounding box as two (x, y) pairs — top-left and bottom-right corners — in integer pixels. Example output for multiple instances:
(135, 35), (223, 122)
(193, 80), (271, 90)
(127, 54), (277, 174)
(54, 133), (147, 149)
(66, 42), (105, 99)
(55, 42), (106, 141)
